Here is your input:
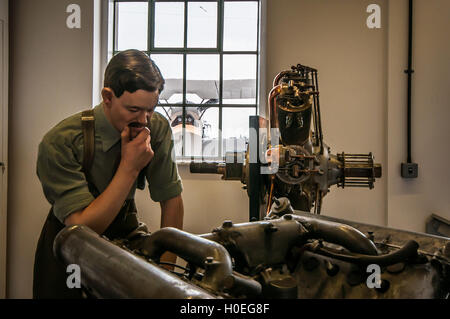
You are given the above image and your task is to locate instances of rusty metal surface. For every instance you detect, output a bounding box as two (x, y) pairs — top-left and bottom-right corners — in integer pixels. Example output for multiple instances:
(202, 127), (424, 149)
(292, 210), (450, 262)
(54, 215), (450, 299)
(294, 250), (443, 298)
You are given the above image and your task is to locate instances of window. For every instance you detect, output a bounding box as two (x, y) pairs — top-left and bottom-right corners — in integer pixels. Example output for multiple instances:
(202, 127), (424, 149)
(113, 0), (260, 160)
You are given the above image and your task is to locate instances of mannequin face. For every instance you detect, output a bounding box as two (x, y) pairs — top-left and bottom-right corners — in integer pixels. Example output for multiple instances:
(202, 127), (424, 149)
(102, 88), (159, 138)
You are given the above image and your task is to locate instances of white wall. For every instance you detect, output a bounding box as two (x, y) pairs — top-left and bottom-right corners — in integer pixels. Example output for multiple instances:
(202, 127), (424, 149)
(6, 0), (450, 298)
(386, 0), (450, 232)
(7, 0), (94, 298)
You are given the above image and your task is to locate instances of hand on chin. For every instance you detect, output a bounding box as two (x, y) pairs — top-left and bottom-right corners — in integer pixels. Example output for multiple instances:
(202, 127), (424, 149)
(127, 122), (145, 140)
(130, 127), (144, 140)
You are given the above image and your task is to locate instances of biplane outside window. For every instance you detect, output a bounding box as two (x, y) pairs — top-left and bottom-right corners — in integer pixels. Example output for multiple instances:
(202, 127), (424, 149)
(113, 0), (260, 161)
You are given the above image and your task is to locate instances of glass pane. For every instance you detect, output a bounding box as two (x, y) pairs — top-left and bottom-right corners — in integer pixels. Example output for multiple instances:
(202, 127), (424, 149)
(224, 1), (258, 51)
(154, 2), (184, 48)
(187, 2), (218, 48)
(154, 107), (180, 158)
(151, 54), (183, 104)
(117, 2), (148, 51)
(223, 55), (257, 104)
(167, 107), (184, 157)
(222, 107), (256, 153)
(186, 54), (219, 104)
(184, 107), (219, 158)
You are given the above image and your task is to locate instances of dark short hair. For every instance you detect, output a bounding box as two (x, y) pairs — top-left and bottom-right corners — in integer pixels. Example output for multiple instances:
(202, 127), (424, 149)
(104, 49), (165, 98)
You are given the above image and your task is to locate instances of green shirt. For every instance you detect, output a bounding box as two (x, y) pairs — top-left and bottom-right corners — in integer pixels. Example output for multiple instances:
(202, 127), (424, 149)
(37, 103), (183, 223)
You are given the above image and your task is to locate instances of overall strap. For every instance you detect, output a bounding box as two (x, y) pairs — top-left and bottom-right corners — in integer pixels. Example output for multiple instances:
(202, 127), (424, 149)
(81, 109), (95, 175)
(80, 108), (140, 239)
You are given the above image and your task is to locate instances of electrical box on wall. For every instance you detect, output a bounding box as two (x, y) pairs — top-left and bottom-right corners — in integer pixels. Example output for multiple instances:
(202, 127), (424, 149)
(401, 162), (418, 178)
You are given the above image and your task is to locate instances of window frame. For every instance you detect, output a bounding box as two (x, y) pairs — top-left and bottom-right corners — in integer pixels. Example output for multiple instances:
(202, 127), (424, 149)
(112, 0), (261, 161)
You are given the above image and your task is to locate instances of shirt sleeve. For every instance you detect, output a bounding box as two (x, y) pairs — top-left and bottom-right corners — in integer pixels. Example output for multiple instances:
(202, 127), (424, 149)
(37, 138), (95, 223)
(145, 115), (183, 202)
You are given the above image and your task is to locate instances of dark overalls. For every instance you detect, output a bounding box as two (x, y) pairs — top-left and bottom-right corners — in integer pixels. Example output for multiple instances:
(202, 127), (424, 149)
(33, 199), (141, 298)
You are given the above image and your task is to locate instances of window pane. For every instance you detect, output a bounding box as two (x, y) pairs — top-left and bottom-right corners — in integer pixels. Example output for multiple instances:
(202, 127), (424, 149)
(154, 107), (180, 157)
(154, 2), (184, 48)
(186, 54), (220, 104)
(184, 107), (219, 157)
(222, 107), (255, 153)
(223, 55), (257, 104)
(224, 1), (258, 51)
(117, 2), (148, 51)
(163, 106), (182, 157)
(151, 54), (183, 104)
(187, 2), (218, 48)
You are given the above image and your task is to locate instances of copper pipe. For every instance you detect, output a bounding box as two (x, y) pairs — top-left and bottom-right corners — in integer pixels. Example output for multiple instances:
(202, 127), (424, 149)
(272, 70), (290, 87)
(266, 85), (282, 216)
(266, 175), (275, 216)
(268, 85), (282, 131)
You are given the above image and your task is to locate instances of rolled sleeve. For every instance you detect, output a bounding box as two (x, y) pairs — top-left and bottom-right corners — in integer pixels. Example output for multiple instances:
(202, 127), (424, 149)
(149, 179), (183, 203)
(37, 138), (95, 223)
(146, 115), (183, 202)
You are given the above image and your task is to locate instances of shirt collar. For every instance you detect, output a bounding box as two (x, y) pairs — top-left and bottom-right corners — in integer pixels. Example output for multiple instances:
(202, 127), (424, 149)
(94, 103), (121, 152)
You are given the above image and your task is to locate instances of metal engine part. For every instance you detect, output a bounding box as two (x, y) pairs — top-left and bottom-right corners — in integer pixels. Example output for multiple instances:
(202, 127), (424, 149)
(190, 64), (382, 217)
(54, 201), (450, 299)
